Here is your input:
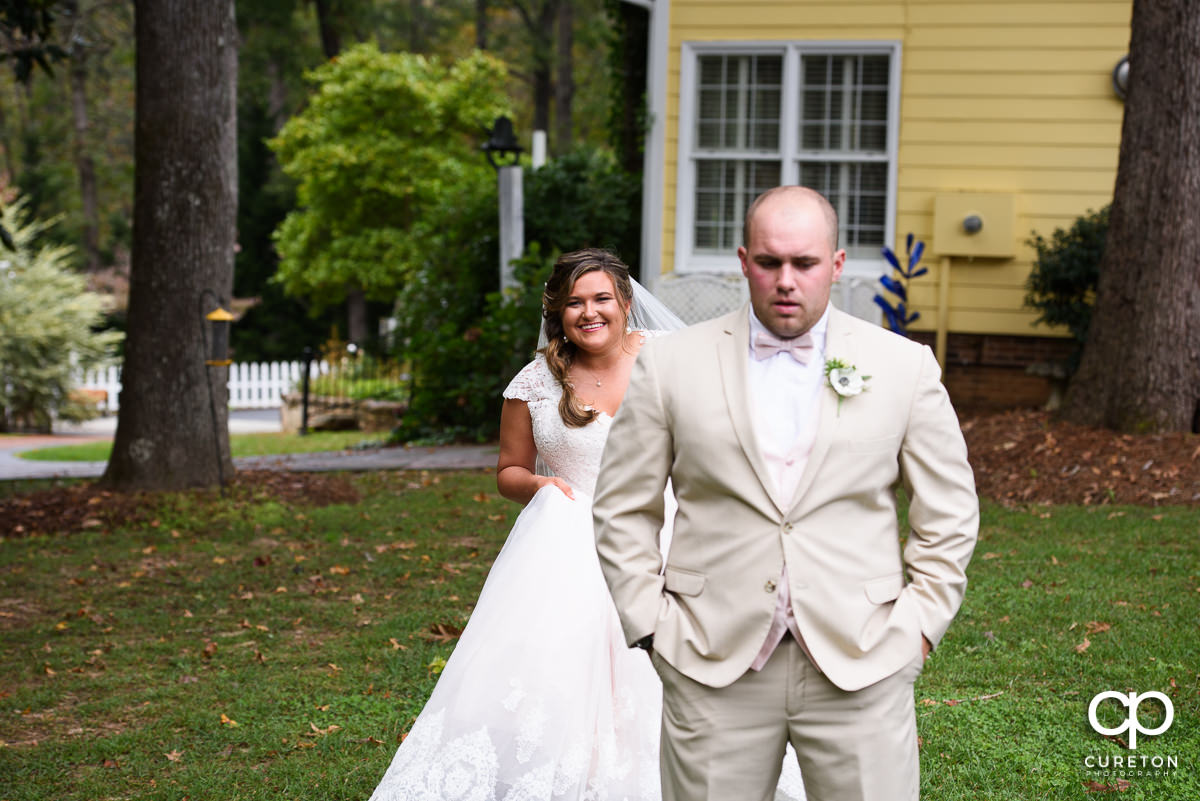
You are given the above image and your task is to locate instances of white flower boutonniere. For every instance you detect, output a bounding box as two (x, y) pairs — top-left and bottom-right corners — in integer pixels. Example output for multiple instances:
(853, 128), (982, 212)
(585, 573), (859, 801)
(824, 357), (870, 414)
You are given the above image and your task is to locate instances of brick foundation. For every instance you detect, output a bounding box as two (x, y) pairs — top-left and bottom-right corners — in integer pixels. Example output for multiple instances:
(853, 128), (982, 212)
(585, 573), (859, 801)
(909, 333), (1076, 414)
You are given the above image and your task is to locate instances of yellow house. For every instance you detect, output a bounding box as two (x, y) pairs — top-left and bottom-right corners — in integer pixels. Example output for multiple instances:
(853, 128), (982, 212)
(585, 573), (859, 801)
(625, 0), (1131, 410)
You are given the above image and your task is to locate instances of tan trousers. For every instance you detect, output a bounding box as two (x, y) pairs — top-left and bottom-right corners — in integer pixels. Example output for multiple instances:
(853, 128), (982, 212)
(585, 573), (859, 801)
(652, 638), (923, 801)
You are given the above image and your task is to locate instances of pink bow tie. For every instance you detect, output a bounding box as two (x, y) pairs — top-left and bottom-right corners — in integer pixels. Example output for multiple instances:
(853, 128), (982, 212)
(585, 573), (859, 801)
(753, 331), (814, 364)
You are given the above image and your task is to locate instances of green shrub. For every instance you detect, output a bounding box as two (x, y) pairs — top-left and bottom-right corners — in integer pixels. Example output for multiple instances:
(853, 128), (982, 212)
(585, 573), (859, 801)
(1024, 205), (1109, 372)
(0, 198), (123, 432)
(525, 148), (641, 273)
(394, 246), (552, 444)
(390, 146), (641, 443)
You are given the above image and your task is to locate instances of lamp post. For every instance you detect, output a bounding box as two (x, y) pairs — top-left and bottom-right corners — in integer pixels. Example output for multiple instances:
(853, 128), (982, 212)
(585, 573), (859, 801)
(483, 116), (524, 296)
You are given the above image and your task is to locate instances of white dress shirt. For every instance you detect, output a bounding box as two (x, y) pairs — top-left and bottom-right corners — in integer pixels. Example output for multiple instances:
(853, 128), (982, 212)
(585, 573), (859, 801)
(746, 304), (830, 671)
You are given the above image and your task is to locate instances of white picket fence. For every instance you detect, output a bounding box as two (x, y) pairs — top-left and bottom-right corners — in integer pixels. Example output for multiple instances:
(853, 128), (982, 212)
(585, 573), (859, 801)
(76, 361), (335, 412)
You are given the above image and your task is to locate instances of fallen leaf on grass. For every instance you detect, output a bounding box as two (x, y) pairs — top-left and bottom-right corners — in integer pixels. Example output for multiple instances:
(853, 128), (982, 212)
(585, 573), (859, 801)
(329, 565), (351, 575)
(308, 722), (342, 736)
(1083, 779), (1131, 793)
(220, 713), (238, 727)
(1075, 637), (1091, 654)
(361, 736), (385, 746)
(388, 638), (408, 651)
(1021, 579), (1034, 589)
(1085, 621), (1112, 635)
(164, 750), (182, 762)
(102, 758), (119, 768)
(421, 623), (464, 643)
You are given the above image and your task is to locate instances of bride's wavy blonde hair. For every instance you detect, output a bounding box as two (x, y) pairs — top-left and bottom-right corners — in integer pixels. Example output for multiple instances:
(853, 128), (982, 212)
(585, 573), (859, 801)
(540, 249), (634, 428)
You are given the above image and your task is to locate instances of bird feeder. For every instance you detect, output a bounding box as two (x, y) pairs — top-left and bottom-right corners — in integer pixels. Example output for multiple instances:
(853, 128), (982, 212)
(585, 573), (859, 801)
(205, 306), (234, 366)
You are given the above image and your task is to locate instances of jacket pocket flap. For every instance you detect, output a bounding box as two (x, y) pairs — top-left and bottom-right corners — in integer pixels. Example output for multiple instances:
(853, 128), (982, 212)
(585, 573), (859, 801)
(664, 567), (706, 596)
(864, 573), (905, 604)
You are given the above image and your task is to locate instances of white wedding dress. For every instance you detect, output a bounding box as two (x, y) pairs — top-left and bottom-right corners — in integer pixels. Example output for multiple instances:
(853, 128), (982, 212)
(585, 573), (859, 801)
(369, 352), (806, 801)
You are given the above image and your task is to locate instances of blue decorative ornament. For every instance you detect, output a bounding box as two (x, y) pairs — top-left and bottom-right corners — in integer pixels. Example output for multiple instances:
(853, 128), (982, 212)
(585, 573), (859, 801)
(873, 233), (928, 337)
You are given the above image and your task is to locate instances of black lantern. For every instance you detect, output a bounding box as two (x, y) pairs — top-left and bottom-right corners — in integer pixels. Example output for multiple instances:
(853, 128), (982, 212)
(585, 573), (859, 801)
(482, 116), (523, 170)
(205, 305), (234, 366)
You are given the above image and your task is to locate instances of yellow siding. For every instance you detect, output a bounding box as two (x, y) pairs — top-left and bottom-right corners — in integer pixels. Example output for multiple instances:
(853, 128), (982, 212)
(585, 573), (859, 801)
(660, 0), (1131, 337)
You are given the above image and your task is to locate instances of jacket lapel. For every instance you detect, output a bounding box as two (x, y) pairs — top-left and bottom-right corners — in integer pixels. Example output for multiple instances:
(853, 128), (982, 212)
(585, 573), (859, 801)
(716, 305), (787, 515)
(787, 308), (856, 513)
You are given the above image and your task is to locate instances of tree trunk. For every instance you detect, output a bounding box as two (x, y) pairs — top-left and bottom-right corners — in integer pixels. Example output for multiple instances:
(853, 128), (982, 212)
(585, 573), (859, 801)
(312, 0), (341, 59)
(515, 0), (557, 134)
(553, 0), (573, 154)
(1061, 0), (1200, 433)
(266, 58), (289, 132)
(533, 65), (552, 133)
(475, 0), (488, 49)
(102, 0), (238, 491)
(608, 0), (648, 176)
(409, 0), (425, 52)
(69, 45), (102, 272)
(346, 287), (368, 345)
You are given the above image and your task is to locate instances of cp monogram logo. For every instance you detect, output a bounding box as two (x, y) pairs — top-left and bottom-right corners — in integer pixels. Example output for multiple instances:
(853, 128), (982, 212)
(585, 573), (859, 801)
(1088, 690), (1174, 750)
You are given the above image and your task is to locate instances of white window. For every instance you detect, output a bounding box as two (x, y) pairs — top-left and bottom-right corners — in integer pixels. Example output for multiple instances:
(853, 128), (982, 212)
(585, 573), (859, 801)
(676, 42), (901, 281)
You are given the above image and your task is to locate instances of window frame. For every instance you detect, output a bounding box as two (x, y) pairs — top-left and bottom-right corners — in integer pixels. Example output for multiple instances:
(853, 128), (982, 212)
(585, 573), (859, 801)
(674, 40), (902, 279)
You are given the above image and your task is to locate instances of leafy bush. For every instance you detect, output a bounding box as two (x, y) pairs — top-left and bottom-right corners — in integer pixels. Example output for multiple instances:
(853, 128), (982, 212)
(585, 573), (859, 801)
(525, 148), (641, 273)
(394, 246), (552, 444)
(0, 198), (123, 432)
(308, 353), (408, 403)
(390, 146), (641, 443)
(269, 44), (510, 313)
(1024, 205), (1109, 372)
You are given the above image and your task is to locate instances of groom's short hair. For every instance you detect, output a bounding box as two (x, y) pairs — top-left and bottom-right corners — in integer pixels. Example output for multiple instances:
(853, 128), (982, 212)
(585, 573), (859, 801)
(743, 186), (840, 252)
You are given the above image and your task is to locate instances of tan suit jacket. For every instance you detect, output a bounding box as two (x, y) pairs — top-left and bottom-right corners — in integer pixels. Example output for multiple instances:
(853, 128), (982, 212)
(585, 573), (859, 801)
(594, 305), (979, 691)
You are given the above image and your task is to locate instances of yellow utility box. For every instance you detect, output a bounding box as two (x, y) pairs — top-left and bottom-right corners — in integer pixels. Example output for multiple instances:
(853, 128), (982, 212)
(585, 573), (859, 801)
(932, 193), (1017, 259)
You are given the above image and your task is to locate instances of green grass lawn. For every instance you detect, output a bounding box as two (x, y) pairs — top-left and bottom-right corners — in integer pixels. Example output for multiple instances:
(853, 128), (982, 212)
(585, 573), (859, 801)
(15, 431), (383, 462)
(0, 476), (1196, 800)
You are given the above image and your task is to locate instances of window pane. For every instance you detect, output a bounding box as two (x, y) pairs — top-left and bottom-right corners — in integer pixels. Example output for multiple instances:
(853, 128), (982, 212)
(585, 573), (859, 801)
(694, 159), (781, 252)
(695, 54), (782, 151)
(798, 160), (887, 258)
(798, 53), (890, 155)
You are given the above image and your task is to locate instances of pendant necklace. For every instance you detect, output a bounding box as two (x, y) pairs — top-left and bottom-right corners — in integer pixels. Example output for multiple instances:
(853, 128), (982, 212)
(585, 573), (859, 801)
(577, 362), (606, 387)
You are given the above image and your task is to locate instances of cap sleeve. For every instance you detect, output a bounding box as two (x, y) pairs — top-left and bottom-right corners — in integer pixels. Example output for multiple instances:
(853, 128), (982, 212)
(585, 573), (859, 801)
(503, 356), (553, 402)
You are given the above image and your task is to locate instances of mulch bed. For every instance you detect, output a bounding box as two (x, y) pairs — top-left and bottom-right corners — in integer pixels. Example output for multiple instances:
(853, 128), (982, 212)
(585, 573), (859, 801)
(963, 410), (1200, 508)
(1, 410), (1198, 539)
(0, 470), (360, 539)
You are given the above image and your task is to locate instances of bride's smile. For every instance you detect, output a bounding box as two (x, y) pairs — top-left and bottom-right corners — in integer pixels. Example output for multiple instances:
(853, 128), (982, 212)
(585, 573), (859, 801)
(563, 270), (628, 353)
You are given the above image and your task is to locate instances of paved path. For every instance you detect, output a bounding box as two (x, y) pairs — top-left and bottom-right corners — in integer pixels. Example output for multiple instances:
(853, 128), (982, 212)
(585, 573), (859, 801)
(0, 413), (497, 481)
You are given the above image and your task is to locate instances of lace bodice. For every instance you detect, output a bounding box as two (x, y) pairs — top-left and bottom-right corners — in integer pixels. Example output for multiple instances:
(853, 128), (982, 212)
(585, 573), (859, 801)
(504, 355), (612, 495)
(503, 334), (667, 495)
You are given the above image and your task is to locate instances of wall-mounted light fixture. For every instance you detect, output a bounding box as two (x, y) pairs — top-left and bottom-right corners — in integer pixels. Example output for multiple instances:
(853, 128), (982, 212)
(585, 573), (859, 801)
(1112, 55), (1129, 101)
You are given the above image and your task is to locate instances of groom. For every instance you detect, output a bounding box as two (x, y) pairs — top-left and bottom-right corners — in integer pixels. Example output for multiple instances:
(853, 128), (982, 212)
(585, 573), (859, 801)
(593, 186), (978, 800)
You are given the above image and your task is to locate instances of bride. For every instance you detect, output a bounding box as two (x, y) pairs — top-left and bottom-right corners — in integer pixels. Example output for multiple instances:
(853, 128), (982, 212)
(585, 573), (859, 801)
(368, 249), (805, 800)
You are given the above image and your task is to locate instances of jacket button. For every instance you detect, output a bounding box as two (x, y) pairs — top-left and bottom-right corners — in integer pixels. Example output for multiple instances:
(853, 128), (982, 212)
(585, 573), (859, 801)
(783, 522), (794, 533)
(764, 580), (777, 593)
